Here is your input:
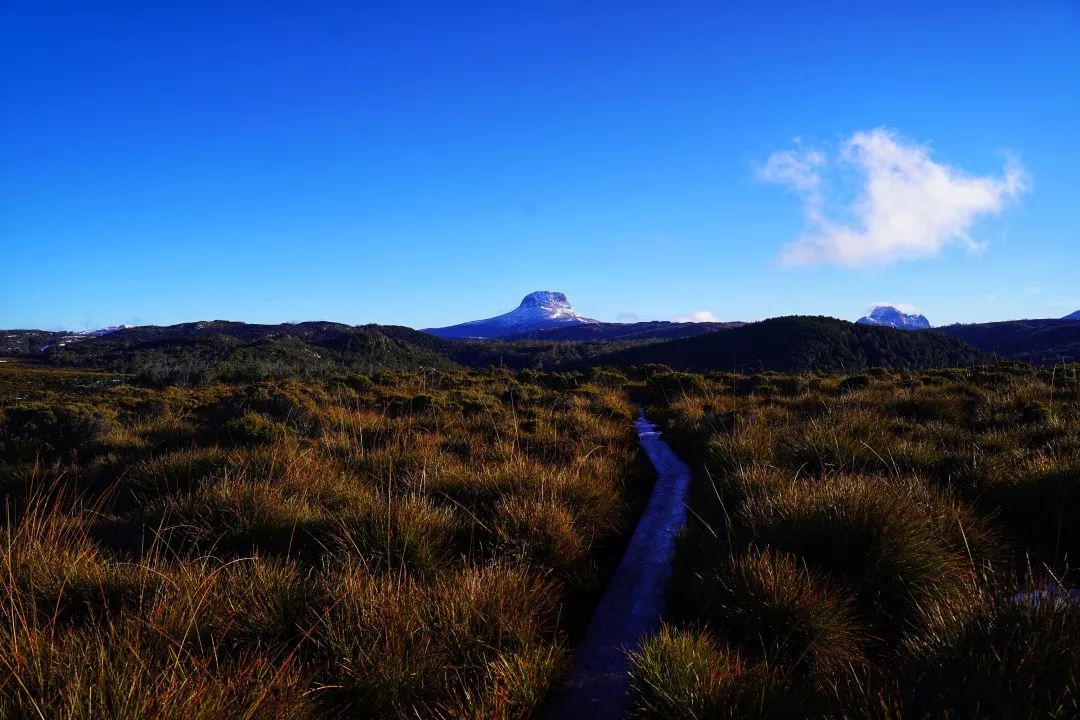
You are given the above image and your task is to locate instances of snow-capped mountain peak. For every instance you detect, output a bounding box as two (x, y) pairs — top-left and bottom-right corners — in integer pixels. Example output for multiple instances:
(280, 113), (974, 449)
(856, 305), (931, 331)
(424, 291), (598, 339)
(515, 291), (584, 319)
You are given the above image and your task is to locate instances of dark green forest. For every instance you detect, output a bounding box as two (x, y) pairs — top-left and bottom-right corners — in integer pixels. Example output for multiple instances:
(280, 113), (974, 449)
(0, 317), (1009, 387)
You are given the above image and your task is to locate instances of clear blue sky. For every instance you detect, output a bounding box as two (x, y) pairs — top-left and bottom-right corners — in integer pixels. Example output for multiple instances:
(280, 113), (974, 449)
(3, 1), (1078, 330)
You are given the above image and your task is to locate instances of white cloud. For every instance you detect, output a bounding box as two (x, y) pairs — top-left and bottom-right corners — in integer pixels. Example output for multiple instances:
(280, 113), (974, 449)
(676, 310), (720, 323)
(870, 301), (920, 314)
(760, 128), (1027, 267)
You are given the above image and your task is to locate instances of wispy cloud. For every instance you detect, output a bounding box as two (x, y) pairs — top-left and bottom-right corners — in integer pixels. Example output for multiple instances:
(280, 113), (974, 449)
(676, 310), (721, 323)
(758, 146), (825, 192)
(759, 128), (1027, 267)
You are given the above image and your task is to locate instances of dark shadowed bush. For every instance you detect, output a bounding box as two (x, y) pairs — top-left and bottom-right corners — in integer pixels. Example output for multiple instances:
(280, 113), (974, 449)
(1, 401), (114, 462)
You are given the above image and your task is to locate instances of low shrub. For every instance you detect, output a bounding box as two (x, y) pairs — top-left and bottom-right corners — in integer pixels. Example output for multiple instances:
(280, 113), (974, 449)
(0, 401), (114, 462)
(222, 412), (290, 446)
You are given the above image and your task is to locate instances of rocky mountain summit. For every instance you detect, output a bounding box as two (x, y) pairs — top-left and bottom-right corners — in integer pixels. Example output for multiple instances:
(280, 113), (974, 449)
(424, 291), (598, 339)
(856, 305), (931, 331)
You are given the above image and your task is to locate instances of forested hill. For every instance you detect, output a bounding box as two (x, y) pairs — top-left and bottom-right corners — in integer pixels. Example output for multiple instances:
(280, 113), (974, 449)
(3, 321), (652, 384)
(0, 316), (1015, 386)
(500, 320), (743, 342)
(589, 316), (992, 372)
(28, 325), (460, 386)
(936, 319), (1080, 364)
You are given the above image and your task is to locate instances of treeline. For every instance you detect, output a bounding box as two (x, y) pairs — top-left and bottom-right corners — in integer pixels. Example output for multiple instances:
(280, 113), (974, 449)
(3, 316), (1020, 388)
(29, 327), (655, 387)
(42, 332), (458, 387)
(599, 316), (992, 372)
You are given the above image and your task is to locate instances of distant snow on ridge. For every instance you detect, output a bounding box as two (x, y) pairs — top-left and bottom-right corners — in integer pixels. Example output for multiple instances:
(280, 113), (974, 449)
(856, 305), (931, 331)
(74, 324), (133, 337)
(40, 324), (132, 350)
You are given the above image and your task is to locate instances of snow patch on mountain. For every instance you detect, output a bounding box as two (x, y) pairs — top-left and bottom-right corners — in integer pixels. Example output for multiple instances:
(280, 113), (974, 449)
(74, 325), (133, 337)
(856, 305), (931, 331)
(425, 291), (599, 339)
(39, 325), (132, 351)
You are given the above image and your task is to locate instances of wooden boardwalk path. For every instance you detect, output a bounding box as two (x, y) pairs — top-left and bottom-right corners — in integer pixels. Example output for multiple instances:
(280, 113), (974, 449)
(538, 412), (691, 720)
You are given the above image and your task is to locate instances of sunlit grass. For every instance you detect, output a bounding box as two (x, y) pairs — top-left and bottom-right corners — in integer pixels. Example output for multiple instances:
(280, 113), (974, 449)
(0, 366), (641, 717)
(635, 362), (1080, 717)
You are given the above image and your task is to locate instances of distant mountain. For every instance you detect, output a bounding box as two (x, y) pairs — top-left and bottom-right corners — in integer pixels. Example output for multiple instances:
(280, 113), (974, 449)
(424, 291), (599, 339)
(856, 306), (931, 330)
(937, 319), (1080, 364)
(1065, 311), (1080, 321)
(588, 316), (989, 372)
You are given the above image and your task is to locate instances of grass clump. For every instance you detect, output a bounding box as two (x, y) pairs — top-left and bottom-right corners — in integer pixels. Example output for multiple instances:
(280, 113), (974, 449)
(630, 625), (795, 719)
(900, 591), (1080, 718)
(699, 549), (865, 681)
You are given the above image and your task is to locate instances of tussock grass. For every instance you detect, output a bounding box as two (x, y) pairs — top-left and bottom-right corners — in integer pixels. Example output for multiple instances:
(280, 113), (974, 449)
(733, 470), (998, 635)
(900, 590), (1080, 718)
(316, 563), (564, 716)
(0, 365), (643, 717)
(0, 620), (314, 720)
(699, 549), (866, 681)
(630, 625), (795, 719)
(635, 362), (1080, 717)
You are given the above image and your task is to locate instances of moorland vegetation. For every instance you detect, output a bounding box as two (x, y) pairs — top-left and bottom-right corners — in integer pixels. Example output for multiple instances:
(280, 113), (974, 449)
(632, 362), (1080, 718)
(2, 357), (1079, 718)
(0, 363), (647, 718)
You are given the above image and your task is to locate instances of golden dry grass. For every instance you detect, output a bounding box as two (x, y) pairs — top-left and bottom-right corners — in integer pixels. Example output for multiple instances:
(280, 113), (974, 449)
(0, 365), (644, 718)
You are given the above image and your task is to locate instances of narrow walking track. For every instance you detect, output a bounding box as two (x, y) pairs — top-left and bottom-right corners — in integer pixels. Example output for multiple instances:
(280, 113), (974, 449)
(540, 411), (692, 720)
